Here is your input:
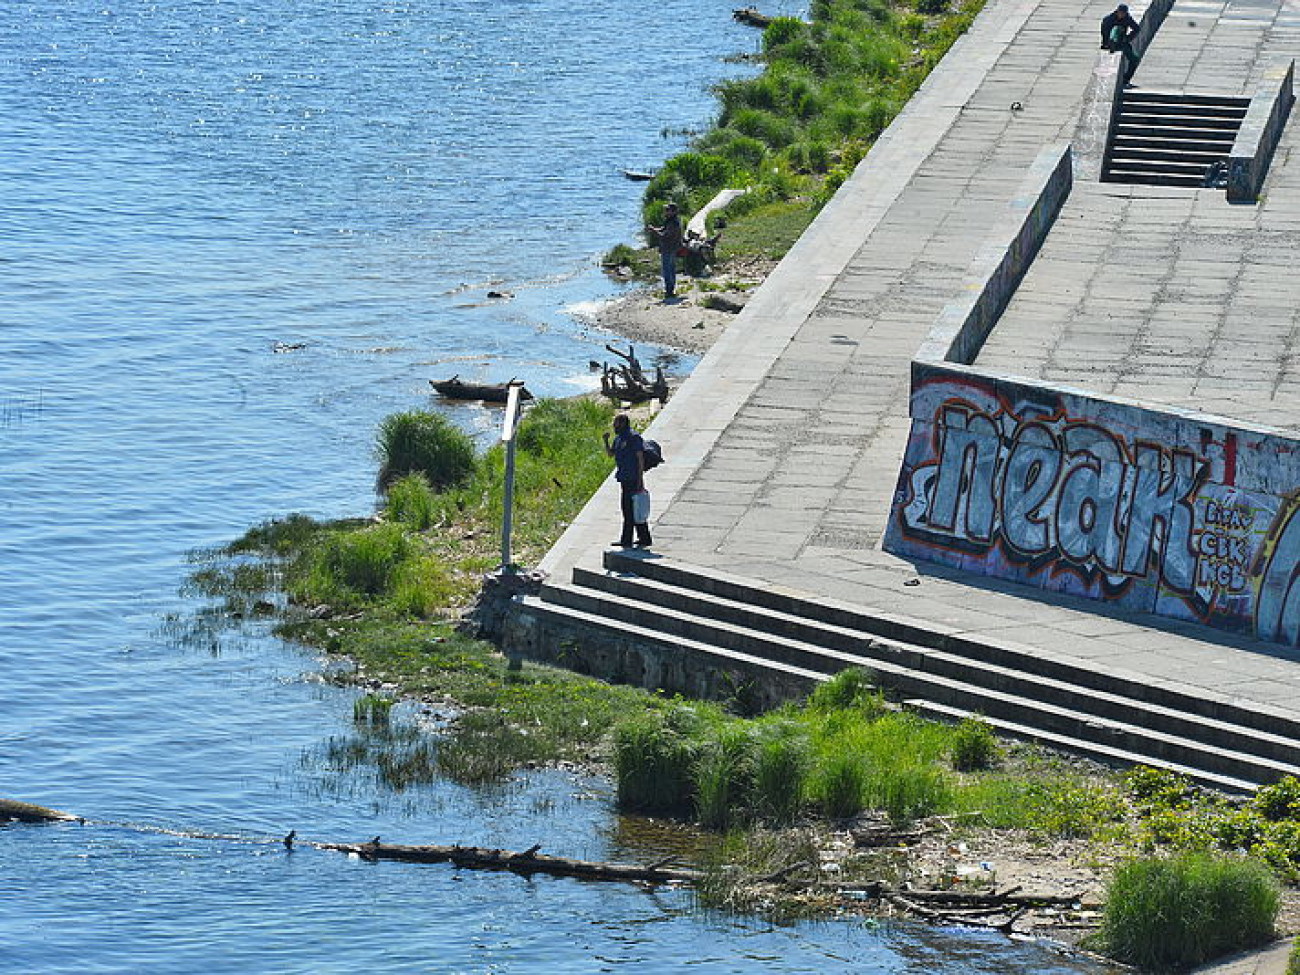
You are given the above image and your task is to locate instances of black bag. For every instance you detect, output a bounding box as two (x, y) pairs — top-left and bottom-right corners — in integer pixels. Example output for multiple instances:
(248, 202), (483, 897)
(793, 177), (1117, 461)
(642, 438), (664, 471)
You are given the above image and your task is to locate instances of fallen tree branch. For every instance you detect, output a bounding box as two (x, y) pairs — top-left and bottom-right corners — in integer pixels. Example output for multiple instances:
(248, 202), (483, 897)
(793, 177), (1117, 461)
(316, 839), (701, 885)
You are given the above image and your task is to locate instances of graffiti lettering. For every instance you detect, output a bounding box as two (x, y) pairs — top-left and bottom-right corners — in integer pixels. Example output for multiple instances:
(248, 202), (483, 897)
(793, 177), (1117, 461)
(901, 399), (1201, 593)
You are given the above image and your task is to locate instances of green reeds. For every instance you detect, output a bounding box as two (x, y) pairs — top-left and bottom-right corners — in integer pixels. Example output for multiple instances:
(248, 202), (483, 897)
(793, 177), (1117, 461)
(1098, 852), (1279, 970)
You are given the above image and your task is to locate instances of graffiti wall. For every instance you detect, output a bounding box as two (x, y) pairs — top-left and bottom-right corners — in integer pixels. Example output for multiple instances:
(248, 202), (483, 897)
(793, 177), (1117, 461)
(883, 367), (1300, 645)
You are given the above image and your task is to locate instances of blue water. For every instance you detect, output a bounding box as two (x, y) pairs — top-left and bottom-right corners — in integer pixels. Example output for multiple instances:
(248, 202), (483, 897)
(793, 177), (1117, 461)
(0, 1), (1111, 971)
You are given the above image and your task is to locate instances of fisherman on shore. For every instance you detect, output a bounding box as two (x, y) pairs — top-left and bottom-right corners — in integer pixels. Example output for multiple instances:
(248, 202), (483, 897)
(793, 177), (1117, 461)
(648, 202), (684, 301)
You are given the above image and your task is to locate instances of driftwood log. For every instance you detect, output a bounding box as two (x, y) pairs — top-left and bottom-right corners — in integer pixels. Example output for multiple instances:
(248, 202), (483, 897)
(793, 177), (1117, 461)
(316, 839), (701, 885)
(600, 344), (669, 405)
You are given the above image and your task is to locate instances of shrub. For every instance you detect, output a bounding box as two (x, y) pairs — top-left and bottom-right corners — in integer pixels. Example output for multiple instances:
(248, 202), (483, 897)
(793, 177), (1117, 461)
(376, 410), (476, 493)
(1099, 853), (1279, 970)
(1254, 775), (1300, 822)
(950, 716), (1000, 771)
(1124, 765), (1197, 808)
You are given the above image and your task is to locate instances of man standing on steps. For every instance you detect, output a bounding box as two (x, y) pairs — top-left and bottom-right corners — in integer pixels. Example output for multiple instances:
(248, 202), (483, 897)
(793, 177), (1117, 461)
(1101, 4), (1140, 86)
(603, 413), (652, 549)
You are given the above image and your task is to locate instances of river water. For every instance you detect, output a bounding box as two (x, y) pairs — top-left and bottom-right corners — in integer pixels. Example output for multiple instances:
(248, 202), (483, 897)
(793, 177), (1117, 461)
(0, 1), (1108, 971)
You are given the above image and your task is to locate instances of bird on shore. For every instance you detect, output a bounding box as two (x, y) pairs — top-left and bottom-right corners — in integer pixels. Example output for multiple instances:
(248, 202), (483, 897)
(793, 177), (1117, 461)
(283, 830), (296, 850)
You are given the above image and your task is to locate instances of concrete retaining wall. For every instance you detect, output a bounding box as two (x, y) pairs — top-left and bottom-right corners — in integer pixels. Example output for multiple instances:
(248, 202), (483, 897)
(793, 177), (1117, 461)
(1228, 60), (1295, 204)
(500, 602), (817, 712)
(918, 144), (1073, 366)
(884, 365), (1300, 644)
(884, 134), (1300, 647)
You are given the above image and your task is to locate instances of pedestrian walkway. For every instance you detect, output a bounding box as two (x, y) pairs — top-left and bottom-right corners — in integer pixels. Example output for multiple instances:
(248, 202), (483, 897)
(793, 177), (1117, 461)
(536, 0), (1300, 743)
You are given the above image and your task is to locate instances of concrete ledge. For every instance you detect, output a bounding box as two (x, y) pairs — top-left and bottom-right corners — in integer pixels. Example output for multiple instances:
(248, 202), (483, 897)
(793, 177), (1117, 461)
(917, 143), (1073, 366)
(1228, 60), (1295, 204)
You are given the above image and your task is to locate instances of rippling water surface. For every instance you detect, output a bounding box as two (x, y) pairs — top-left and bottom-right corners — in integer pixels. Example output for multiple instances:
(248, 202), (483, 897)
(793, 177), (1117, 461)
(0, 1), (1108, 971)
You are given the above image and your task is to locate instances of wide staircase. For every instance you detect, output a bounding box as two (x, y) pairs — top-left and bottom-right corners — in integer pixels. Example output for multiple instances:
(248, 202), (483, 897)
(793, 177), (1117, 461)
(1102, 91), (1249, 186)
(520, 551), (1300, 793)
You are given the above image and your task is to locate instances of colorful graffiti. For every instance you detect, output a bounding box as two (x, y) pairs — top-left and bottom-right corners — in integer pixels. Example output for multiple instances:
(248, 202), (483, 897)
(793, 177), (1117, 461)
(883, 371), (1300, 645)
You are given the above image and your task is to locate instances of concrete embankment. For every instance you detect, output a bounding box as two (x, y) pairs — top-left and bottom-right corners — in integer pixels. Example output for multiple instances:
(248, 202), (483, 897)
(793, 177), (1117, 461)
(503, 0), (1300, 796)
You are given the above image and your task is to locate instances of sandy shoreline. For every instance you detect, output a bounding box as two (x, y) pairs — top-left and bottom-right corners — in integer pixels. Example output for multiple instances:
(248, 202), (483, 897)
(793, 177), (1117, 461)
(577, 256), (778, 357)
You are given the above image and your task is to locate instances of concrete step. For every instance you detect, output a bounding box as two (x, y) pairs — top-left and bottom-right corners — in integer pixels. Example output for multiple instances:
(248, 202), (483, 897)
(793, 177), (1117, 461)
(1112, 124), (1238, 144)
(538, 577), (1300, 789)
(573, 567), (1300, 769)
(569, 569), (1300, 774)
(1105, 156), (1221, 177)
(1103, 172), (1210, 187)
(1118, 112), (1244, 130)
(1106, 145), (1227, 165)
(515, 593), (823, 705)
(604, 552), (1300, 740)
(544, 560), (1300, 788)
(905, 701), (1260, 795)
(1123, 92), (1250, 110)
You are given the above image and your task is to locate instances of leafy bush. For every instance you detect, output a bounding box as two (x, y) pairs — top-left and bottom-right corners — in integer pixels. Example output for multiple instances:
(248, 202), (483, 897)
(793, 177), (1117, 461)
(950, 716), (999, 771)
(1099, 853), (1278, 970)
(376, 410), (476, 493)
(1254, 775), (1300, 822)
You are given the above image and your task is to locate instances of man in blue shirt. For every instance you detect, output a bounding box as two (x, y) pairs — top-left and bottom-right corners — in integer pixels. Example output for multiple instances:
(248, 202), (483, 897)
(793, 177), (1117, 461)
(603, 413), (652, 548)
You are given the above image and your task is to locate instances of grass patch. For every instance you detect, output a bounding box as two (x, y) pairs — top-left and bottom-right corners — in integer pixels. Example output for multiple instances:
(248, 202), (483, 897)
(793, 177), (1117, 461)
(1096, 852), (1279, 970)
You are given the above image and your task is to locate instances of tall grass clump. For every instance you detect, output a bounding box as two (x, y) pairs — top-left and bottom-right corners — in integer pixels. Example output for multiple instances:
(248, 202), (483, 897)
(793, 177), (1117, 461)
(808, 667), (883, 713)
(1098, 852), (1279, 970)
(376, 410), (476, 493)
(810, 747), (868, 819)
(353, 693), (394, 728)
(694, 724), (759, 829)
(950, 715), (1000, 771)
(752, 721), (811, 824)
(612, 711), (698, 816)
(384, 473), (439, 530)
